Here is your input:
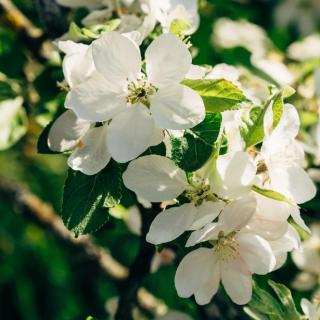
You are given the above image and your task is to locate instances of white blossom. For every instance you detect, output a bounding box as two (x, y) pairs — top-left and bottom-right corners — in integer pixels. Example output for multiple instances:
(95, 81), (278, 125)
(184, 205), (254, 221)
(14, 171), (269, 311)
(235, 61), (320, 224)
(301, 297), (320, 320)
(259, 103), (316, 205)
(175, 197), (276, 305)
(67, 32), (204, 163)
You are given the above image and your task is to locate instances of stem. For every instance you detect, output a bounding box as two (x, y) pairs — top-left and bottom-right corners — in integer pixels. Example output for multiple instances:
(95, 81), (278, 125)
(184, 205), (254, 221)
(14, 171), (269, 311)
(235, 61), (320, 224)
(115, 203), (161, 320)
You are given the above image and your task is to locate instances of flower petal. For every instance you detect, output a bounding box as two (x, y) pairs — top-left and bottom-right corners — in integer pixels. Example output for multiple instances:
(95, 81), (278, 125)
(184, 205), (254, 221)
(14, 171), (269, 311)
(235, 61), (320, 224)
(92, 31), (141, 84)
(146, 203), (197, 244)
(122, 155), (188, 202)
(150, 84), (205, 130)
(67, 125), (111, 175)
(175, 248), (219, 305)
(60, 42), (94, 87)
(219, 196), (257, 233)
(188, 201), (225, 230)
(66, 72), (126, 122)
(48, 110), (91, 152)
(186, 222), (222, 247)
(290, 206), (311, 233)
(146, 33), (191, 88)
(238, 233), (276, 275)
(268, 164), (316, 204)
(107, 105), (156, 162)
(221, 258), (252, 305)
(210, 151), (257, 199)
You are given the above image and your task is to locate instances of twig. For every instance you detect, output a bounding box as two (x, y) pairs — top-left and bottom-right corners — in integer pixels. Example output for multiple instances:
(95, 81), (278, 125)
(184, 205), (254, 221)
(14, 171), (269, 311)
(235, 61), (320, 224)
(0, 177), (166, 317)
(0, 0), (42, 37)
(115, 203), (161, 320)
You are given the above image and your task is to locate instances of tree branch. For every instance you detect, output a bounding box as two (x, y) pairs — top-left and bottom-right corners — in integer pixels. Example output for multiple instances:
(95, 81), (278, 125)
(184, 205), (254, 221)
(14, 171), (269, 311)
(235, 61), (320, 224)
(0, 177), (166, 317)
(115, 203), (161, 320)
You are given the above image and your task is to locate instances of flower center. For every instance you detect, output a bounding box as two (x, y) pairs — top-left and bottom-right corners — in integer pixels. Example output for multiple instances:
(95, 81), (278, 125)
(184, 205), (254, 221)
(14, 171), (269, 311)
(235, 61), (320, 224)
(213, 231), (239, 262)
(184, 175), (217, 206)
(127, 77), (157, 107)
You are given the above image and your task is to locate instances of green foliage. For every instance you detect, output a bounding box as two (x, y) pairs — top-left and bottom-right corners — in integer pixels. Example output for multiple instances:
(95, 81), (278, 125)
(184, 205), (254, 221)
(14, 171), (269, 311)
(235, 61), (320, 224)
(68, 20), (121, 41)
(183, 79), (249, 112)
(245, 280), (302, 320)
(252, 185), (295, 206)
(61, 161), (123, 236)
(171, 112), (222, 172)
(242, 91), (284, 148)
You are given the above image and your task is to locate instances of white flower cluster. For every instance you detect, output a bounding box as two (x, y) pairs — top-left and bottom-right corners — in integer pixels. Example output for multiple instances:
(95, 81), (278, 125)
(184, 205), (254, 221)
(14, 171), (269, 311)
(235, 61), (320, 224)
(48, 0), (318, 308)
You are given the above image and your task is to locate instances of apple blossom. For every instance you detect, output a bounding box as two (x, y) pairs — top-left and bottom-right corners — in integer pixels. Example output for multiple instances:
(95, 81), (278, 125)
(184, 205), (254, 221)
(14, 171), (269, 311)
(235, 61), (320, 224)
(175, 196), (276, 305)
(67, 32), (204, 163)
(301, 297), (320, 320)
(259, 103), (316, 205)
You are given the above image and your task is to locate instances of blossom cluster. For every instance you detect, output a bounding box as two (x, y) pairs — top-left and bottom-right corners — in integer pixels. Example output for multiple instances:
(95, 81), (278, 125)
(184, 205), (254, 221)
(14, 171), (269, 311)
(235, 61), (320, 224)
(45, 0), (319, 311)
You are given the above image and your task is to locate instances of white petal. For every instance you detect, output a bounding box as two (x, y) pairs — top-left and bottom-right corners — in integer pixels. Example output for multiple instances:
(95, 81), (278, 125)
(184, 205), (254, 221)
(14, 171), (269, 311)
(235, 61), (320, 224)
(268, 164), (316, 204)
(291, 207), (311, 233)
(92, 31), (141, 84)
(238, 233), (276, 275)
(60, 42), (94, 87)
(175, 248), (219, 305)
(150, 84), (205, 130)
(122, 155), (188, 202)
(210, 151), (257, 199)
(107, 105), (155, 163)
(146, 33), (191, 88)
(188, 201), (225, 230)
(219, 196), (257, 233)
(271, 104), (300, 141)
(185, 64), (206, 79)
(149, 126), (165, 146)
(66, 72), (126, 122)
(301, 299), (318, 320)
(48, 110), (91, 152)
(67, 125), (111, 175)
(221, 258), (252, 305)
(146, 203), (197, 244)
(186, 222), (222, 247)
(247, 195), (290, 240)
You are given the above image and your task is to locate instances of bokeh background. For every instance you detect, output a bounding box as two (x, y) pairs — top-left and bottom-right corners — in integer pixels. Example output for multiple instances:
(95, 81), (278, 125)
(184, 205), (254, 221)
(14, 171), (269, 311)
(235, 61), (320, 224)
(0, 0), (319, 319)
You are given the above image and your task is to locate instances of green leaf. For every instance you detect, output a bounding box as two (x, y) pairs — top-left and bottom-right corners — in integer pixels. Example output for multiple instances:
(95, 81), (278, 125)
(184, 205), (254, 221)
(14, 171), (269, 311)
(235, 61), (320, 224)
(61, 161), (123, 236)
(0, 97), (27, 151)
(268, 280), (301, 320)
(182, 79), (249, 112)
(243, 92), (284, 148)
(171, 112), (222, 172)
(247, 282), (285, 320)
(252, 185), (295, 206)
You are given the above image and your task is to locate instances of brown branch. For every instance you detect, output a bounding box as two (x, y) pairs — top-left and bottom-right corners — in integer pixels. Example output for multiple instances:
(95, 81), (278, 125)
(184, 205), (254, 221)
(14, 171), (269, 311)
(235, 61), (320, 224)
(0, 177), (166, 317)
(115, 203), (161, 320)
(0, 0), (42, 38)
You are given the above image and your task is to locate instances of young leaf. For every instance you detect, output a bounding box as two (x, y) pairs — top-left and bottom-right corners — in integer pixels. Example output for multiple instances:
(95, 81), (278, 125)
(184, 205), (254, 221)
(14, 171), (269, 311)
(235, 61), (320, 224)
(252, 185), (296, 206)
(246, 282), (286, 320)
(268, 280), (302, 320)
(61, 161), (123, 236)
(243, 92), (284, 148)
(171, 112), (222, 172)
(182, 79), (249, 112)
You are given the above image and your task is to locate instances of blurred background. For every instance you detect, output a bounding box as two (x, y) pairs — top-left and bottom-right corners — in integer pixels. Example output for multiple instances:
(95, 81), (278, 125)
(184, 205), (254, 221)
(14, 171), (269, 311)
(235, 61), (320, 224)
(0, 0), (319, 319)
